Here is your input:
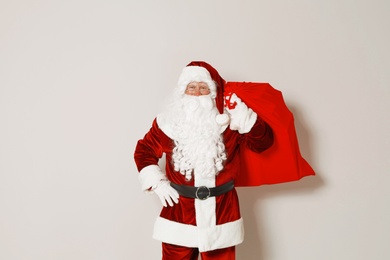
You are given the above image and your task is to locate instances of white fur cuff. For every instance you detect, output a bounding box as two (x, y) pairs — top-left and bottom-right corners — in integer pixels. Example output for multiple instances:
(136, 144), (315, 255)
(139, 165), (166, 192)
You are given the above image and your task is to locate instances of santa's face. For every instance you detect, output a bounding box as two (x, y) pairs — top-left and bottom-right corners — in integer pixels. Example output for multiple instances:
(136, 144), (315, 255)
(185, 82), (210, 96)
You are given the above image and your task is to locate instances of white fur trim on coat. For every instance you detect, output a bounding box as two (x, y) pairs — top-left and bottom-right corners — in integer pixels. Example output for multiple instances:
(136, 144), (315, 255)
(153, 217), (244, 252)
(138, 165), (166, 192)
(156, 115), (174, 139)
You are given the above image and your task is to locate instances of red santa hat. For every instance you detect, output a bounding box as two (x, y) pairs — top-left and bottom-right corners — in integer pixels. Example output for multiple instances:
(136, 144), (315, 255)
(178, 61), (226, 115)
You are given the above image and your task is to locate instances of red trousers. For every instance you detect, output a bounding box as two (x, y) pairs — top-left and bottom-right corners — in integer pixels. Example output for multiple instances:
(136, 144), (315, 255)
(162, 243), (235, 260)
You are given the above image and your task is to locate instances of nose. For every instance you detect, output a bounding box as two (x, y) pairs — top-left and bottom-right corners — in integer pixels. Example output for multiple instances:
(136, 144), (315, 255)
(192, 89), (201, 96)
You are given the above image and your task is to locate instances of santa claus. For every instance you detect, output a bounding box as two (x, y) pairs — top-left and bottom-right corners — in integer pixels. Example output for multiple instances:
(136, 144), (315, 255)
(134, 61), (275, 259)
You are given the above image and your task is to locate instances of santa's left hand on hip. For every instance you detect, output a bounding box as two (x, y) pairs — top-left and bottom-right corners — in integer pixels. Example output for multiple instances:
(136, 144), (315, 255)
(153, 180), (180, 207)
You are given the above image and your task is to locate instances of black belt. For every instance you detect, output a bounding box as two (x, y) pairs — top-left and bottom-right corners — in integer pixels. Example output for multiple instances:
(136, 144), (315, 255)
(170, 180), (234, 200)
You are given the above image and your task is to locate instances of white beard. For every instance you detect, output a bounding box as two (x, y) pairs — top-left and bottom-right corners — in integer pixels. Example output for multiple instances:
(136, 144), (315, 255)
(162, 94), (227, 181)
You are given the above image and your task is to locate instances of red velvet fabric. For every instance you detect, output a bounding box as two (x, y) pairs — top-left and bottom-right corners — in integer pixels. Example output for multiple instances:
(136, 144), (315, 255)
(134, 117), (273, 225)
(162, 243), (235, 260)
(225, 82), (315, 186)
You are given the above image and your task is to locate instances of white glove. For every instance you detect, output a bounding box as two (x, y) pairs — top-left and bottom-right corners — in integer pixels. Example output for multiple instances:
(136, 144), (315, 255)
(225, 93), (257, 134)
(152, 180), (179, 207)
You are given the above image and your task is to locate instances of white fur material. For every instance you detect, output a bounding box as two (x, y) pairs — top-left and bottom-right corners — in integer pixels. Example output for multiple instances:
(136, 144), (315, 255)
(215, 113), (230, 126)
(156, 114), (174, 139)
(153, 217), (244, 252)
(138, 165), (166, 192)
(193, 168), (217, 247)
(157, 111), (228, 138)
(177, 66), (217, 98)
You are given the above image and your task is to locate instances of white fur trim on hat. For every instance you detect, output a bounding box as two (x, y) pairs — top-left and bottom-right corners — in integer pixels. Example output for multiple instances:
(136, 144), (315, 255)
(178, 66), (217, 98)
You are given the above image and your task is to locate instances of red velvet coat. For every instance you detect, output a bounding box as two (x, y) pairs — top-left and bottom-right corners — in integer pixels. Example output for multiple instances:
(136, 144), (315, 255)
(134, 116), (273, 252)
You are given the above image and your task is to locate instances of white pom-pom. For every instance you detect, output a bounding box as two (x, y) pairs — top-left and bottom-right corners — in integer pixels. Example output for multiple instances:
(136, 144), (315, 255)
(215, 113), (230, 126)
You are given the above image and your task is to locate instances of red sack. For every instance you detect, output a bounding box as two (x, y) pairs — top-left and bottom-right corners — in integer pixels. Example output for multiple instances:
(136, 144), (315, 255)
(225, 82), (315, 187)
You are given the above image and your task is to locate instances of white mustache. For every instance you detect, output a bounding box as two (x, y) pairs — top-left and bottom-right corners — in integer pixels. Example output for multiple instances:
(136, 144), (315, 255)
(181, 95), (214, 112)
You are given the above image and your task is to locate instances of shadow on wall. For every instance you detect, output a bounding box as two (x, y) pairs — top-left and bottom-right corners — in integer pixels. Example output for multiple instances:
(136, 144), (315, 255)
(236, 103), (323, 260)
(288, 104), (318, 169)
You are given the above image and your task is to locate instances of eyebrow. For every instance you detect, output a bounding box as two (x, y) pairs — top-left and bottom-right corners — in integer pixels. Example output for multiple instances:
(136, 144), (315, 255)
(187, 82), (210, 89)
